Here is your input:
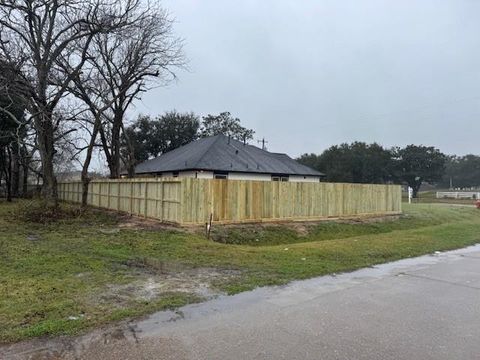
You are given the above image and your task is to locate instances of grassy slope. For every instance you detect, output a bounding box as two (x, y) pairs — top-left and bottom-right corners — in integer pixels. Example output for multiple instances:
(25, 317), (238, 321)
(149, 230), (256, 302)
(1, 200), (480, 343)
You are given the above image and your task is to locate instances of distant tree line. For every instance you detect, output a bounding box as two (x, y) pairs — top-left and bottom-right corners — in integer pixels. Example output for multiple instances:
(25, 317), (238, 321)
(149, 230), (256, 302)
(437, 155), (480, 189)
(297, 143), (447, 197)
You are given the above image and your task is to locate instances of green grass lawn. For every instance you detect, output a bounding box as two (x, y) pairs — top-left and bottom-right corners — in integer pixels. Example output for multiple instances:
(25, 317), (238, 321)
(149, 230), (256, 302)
(1, 200), (480, 343)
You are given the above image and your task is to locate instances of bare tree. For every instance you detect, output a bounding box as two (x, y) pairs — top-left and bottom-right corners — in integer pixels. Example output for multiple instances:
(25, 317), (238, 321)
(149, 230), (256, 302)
(0, 0), (142, 206)
(63, 85), (110, 206)
(70, 4), (185, 179)
(1, 66), (45, 199)
(0, 59), (28, 199)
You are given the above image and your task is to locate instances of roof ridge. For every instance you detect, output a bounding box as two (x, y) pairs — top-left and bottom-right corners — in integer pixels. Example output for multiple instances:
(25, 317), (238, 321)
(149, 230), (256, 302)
(190, 134), (225, 168)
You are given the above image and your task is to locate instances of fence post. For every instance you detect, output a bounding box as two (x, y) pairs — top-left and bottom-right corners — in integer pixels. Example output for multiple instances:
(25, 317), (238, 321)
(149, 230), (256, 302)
(117, 182), (121, 211)
(130, 181), (134, 215)
(89, 182), (93, 205)
(155, 179), (159, 219)
(107, 181), (111, 209)
(144, 182), (148, 217)
(160, 181), (164, 221)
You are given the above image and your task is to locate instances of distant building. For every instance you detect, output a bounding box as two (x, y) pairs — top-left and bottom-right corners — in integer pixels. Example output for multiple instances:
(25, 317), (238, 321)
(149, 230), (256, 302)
(132, 134), (324, 182)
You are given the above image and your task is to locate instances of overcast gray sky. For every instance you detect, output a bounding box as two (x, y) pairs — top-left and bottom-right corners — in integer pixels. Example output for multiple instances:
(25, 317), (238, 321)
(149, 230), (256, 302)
(136, 0), (480, 157)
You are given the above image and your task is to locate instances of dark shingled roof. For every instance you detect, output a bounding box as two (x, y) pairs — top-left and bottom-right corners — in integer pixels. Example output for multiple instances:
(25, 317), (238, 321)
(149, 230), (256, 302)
(134, 134), (324, 177)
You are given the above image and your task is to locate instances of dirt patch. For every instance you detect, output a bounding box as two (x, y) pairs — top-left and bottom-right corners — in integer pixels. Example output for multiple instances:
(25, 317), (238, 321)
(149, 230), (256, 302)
(94, 266), (241, 308)
(116, 214), (184, 232)
(334, 214), (402, 225)
(208, 214), (402, 238)
(206, 214), (405, 246)
(107, 212), (204, 234)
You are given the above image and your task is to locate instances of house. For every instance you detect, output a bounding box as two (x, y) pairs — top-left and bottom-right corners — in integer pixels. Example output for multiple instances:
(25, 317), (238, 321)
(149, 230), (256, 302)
(132, 134), (325, 182)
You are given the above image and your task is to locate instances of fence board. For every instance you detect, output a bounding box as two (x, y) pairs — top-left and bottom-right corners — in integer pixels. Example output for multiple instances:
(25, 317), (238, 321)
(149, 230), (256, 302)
(58, 178), (402, 225)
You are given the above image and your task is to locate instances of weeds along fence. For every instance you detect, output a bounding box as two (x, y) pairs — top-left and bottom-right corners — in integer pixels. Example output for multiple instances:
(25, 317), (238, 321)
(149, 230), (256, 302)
(58, 178), (402, 225)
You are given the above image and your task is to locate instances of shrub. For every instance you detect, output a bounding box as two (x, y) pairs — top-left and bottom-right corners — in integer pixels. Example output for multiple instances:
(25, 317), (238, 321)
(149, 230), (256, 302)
(11, 199), (84, 224)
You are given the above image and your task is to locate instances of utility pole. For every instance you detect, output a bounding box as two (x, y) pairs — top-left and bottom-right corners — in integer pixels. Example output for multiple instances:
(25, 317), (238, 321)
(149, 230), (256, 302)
(257, 137), (268, 150)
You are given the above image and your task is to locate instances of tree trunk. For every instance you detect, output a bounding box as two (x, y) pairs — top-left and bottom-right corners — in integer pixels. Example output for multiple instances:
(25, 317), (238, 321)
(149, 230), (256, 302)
(81, 118), (101, 206)
(35, 113), (58, 206)
(21, 145), (29, 196)
(98, 125), (115, 178)
(99, 104), (125, 179)
(127, 161), (135, 178)
(4, 147), (12, 202)
(110, 113), (123, 179)
(41, 155), (57, 205)
(11, 141), (20, 198)
(22, 163), (28, 196)
(121, 122), (136, 178)
(81, 177), (90, 207)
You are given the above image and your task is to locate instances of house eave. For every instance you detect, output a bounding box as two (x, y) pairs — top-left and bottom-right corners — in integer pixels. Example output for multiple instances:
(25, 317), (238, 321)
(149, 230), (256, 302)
(135, 168), (325, 177)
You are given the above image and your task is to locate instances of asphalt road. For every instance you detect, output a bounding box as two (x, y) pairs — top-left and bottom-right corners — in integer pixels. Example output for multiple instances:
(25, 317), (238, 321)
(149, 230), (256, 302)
(3, 244), (480, 360)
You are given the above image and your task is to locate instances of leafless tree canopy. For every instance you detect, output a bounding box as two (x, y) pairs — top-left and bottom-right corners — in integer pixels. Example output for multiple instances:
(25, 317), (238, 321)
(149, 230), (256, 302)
(52, 1), (186, 201)
(70, 3), (185, 179)
(0, 0), (182, 204)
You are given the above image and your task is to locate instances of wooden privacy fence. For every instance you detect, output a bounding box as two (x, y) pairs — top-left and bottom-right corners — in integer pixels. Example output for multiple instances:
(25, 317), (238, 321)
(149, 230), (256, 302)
(58, 179), (183, 223)
(58, 178), (402, 225)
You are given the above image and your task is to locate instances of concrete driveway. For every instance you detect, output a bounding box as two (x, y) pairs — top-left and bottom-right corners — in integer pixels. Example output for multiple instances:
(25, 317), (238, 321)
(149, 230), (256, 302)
(3, 244), (480, 360)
